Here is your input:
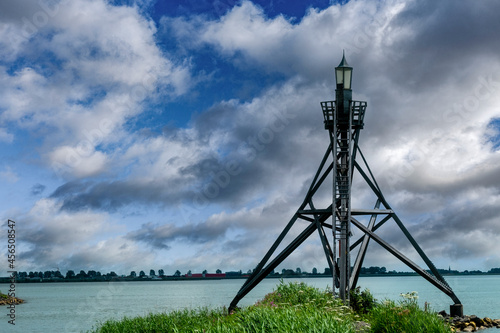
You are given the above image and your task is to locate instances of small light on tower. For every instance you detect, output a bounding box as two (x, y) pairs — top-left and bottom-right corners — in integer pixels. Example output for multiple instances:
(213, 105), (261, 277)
(335, 52), (352, 90)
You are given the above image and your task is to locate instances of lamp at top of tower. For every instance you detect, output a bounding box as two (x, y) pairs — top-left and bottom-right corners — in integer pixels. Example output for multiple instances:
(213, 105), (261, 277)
(335, 53), (352, 90)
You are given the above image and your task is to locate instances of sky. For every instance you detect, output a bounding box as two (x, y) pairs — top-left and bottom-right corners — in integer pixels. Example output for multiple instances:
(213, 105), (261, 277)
(1, 0), (500, 278)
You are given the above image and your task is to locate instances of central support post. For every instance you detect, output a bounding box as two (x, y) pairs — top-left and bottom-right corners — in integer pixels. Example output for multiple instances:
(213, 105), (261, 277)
(332, 53), (353, 302)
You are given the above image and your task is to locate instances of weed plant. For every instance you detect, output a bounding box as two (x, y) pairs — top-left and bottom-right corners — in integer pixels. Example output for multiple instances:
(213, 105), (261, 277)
(349, 286), (376, 314)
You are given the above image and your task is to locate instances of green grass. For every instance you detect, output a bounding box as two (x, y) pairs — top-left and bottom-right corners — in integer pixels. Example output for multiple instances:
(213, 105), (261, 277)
(368, 292), (453, 333)
(89, 282), (452, 333)
(91, 303), (354, 333)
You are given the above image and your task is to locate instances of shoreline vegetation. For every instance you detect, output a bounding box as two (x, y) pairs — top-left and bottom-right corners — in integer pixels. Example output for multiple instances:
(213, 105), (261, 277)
(0, 291), (24, 305)
(88, 281), (500, 333)
(2, 266), (500, 284)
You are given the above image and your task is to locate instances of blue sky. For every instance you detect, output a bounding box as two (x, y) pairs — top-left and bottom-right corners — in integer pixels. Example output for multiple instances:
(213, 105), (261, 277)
(1, 0), (500, 277)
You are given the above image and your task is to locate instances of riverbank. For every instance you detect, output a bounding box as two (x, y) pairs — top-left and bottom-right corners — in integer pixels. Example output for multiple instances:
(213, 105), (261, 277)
(440, 312), (500, 332)
(0, 291), (24, 305)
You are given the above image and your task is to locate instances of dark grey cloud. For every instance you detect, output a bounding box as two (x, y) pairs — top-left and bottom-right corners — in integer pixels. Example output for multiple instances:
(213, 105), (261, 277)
(345, 191), (500, 270)
(50, 178), (194, 212)
(31, 183), (46, 195)
(0, 0), (49, 22)
(413, 201), (500, 246)
(395, 0), (500, 55)
(353, 0), (500, 97)
(49, 80), (325, 213)
(127, 219), (228, 249)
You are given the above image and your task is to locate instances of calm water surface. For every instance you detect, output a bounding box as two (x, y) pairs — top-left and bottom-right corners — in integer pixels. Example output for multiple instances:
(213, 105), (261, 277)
(1, 275), (499, 332)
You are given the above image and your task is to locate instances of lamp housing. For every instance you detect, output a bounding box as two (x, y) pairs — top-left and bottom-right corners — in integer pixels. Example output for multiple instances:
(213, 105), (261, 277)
(335, 54), (353, 90)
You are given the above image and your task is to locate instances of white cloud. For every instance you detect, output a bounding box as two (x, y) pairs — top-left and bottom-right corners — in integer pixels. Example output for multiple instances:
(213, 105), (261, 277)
(30, 198), (105, 242)
(164, 0), (406, 80)
(50, 145), (109, 178)
(0, 0), (193, 179)
(66, 236), (156, 272)
(7, 197), (157, 273)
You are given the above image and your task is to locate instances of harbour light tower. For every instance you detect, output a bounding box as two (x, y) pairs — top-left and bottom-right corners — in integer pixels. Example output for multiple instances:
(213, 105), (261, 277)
(229, 54), (463, 316)
(332, 52), (355, 302)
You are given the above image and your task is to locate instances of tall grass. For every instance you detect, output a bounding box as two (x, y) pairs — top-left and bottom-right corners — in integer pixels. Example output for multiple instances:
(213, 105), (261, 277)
(92, 301), (355, 333)
(90, 282), (452, 333)
(369, 292), (453, 333)
(91, 281), (355, 333)
(92, 308), (241, 333)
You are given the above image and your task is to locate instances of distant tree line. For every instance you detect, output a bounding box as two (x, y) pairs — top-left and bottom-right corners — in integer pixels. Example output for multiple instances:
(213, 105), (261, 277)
(8, 266), (500, 282)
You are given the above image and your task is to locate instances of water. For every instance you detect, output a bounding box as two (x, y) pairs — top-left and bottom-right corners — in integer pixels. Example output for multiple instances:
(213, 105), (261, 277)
(1, 275), (499, 332)
(358, 275), (500, 319)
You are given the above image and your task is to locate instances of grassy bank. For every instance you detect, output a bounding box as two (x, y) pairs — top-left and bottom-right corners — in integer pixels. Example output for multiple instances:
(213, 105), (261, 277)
(89, 281), (453, 333)
(0, 290), (24, 305)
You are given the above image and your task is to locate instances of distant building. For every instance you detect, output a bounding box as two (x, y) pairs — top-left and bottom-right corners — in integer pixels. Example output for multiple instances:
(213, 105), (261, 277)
(185, 273), (203, 278)
(184, 272), (227, 278)
(204, 273), (225, 278)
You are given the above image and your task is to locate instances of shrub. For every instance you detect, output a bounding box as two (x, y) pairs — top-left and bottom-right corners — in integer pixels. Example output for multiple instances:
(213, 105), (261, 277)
(369, 292), (453, 333)
(349, 286), (376, 314)
(255, 279), (338, 308)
